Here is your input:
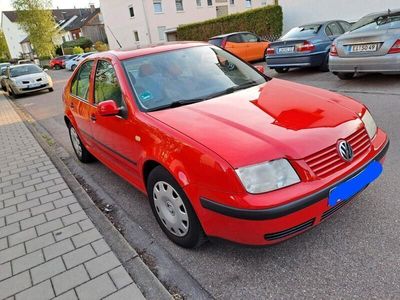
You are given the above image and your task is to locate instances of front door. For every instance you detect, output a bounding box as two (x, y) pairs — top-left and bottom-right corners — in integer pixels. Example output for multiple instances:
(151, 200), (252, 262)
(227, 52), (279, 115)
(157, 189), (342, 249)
(69, 60), (96, 147)
(90, 59), (141, 180)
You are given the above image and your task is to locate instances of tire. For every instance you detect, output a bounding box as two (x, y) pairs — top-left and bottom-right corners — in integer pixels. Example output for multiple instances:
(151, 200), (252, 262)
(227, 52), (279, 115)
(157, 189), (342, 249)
(54, 65), (61, 70)
(336, 72), (355, 80)
(48, 87), (54, 92)
(319, 53), (330, 72)
(275, 67), (289, 73)
(68, 125), (95, 163)
(147, 166), (206, 248)
(71, 64), (77, 71)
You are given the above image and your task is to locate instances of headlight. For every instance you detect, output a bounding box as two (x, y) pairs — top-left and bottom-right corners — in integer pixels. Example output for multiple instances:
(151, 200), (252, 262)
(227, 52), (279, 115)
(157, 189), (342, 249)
(235, 159), (300, 194)
(361, 110), (377, 139)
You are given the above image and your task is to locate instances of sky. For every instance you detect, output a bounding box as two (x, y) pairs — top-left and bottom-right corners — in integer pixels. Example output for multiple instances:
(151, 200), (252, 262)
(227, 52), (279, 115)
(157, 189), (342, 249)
(0, 0), (100, 14)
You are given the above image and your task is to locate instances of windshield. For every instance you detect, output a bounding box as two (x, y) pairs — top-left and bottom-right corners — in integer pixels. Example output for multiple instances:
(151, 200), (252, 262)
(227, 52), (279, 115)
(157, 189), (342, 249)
(350, 13), (400, 32)
(10, 65), (42, 77)
(281, 24), (322, 39)
(122, 45), (267, 111)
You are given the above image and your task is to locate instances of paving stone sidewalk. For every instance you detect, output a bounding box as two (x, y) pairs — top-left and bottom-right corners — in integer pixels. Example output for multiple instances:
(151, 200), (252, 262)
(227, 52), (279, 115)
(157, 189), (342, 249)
(0, 96), (145, 299)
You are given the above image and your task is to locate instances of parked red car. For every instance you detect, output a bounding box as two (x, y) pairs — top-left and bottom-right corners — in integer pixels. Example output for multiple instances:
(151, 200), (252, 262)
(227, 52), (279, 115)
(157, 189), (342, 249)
(63, 43), (389, 248)
(50, 55), (75, 69)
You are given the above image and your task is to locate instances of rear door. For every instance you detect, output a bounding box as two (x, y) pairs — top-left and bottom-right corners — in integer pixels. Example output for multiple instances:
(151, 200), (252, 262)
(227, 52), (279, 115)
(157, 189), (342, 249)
(69, 60), (96, 147)
(90, 59), (141, 178)
(224, 34), (248, 60)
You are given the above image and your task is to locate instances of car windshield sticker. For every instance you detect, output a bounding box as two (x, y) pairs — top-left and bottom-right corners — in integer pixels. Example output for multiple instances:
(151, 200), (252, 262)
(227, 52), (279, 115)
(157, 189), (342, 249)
(140, 91), (153, 102)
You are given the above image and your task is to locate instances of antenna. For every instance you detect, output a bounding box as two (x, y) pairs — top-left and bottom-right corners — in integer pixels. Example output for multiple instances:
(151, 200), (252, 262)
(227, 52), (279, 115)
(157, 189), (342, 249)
(107, 25), (122, 49)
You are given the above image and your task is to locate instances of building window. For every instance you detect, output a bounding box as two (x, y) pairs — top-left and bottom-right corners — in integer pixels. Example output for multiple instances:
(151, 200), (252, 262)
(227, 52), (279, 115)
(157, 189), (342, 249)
(158, 26), (166, 41)
(153, 0), (162, 13)
(134, 31), (139, 42)
(261, 1), (267, 5)
(207, 0), (212, 6)
(230, 0), (234, 4)
(129, 5), (135, 17)
(196, 0), (202, 6)
(175, 0), (183, 11)
(245, 0), (252, 7)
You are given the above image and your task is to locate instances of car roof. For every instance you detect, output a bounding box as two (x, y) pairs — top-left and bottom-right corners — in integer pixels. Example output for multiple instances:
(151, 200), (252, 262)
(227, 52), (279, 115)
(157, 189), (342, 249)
(299, 20), (349, 27)
(88, 42), (207, 61)
(209, 32), (252, 39)
(363, 9), (400, 18)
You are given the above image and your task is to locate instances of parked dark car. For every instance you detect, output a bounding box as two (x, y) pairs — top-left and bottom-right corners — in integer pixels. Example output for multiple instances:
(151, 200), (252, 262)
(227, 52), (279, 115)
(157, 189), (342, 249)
(266, 20), (351, 73)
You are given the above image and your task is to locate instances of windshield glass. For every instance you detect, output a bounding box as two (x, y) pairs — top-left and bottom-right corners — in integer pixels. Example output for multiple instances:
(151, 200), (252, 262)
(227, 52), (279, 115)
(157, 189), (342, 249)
(281, 24), (322, 39)
(122, 45), (267, 111)
(10, 65), (42, 77)
(350, 13), (400, 32)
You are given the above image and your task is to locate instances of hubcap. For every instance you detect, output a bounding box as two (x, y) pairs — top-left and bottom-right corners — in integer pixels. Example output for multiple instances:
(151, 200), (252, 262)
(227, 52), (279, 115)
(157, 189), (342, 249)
(153, 181), (189, 237)
(70, 127), (82, 158)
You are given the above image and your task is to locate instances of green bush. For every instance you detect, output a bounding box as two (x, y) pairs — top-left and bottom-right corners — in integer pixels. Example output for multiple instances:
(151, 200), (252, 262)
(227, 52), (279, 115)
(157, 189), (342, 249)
(62, 37), (93, 50)
(72, 46), (84, 54)
(94, 41), (109, 52)
(176, 5), (282, 41)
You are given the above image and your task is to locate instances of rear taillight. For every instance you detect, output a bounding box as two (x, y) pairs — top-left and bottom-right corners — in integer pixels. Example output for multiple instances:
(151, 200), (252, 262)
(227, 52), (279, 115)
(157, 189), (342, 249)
(388, 39), (400, 54)
(296, 41), (315, 52)
(266, 47), (275, 55)
(221, 38), (227, 48)
(330, 44), (338, 56)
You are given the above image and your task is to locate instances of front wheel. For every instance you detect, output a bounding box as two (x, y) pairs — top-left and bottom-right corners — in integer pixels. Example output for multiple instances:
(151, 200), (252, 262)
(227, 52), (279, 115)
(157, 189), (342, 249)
(71, 64), (77, 71)
(336, 72), (355, 80)
(54, 65), (61, 70)
(68, 125), (95, 163)
(48, 87), (54, 92)
(147, 166), (206, 248)
(275, 67), (289, 73)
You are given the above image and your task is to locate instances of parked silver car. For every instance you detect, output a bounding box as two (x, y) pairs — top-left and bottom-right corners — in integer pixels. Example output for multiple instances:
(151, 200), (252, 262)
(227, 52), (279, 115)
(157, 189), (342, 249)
(329, 9), (400, 79)
(4, 64), (53, 97)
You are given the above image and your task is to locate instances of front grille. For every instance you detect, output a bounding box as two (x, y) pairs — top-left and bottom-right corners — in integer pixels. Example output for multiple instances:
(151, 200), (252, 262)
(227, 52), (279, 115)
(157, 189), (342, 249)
(304, 127), (370, 178)
(264, 218), (315, 241)
(21, 84), (47, 91)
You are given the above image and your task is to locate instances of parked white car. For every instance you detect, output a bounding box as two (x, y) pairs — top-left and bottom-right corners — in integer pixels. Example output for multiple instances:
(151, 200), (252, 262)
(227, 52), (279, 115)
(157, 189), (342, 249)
(4, 64), (53, 97)
(65, 52), (95, 71)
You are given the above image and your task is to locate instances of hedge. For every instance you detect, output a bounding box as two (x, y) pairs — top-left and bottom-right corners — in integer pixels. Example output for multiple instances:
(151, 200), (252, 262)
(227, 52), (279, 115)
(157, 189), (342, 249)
(176, 5), (282, 42)
(62, 37), (93, 50)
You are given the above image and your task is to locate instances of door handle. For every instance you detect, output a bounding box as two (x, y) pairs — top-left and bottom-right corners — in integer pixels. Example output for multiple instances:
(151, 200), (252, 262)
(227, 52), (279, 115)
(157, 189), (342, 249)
(70, 102), (74, 109)
(90, 114), (96, 121)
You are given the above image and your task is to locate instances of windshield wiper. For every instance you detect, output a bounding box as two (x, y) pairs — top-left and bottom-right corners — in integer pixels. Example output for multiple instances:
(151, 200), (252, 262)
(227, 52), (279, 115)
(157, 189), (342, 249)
(147, 81), (260, 112)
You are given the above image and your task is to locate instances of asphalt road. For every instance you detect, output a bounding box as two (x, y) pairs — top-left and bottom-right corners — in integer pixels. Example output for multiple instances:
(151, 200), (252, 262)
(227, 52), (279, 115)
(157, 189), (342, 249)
(11, 66), (400, 299)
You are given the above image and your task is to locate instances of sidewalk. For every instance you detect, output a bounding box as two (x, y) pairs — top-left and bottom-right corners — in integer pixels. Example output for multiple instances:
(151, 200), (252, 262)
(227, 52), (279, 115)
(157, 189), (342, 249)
(0, 96), (145, 299)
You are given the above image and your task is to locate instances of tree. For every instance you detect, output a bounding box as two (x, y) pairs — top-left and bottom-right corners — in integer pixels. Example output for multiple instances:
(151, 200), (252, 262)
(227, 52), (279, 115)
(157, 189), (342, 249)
(12, 0), (58, 58)
(0, 30), (10, 60)
(72, 46), (84, 54)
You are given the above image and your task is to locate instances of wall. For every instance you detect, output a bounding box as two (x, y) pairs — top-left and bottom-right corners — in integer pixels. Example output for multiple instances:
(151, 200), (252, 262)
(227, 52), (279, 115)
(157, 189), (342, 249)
(1, 14), (26, 59)
(279, 0), (400, 33)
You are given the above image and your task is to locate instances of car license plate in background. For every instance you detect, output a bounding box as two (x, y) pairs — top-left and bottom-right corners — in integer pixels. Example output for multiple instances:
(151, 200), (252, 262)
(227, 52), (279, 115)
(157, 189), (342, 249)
(278, 46), (294, 54)
(350, 43), (378, 52)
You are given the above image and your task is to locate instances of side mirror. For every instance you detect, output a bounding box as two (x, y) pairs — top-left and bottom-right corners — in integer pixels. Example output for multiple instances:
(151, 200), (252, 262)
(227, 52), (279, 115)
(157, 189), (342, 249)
(97, 100), (120, 116)
(254, 65), (265, 74)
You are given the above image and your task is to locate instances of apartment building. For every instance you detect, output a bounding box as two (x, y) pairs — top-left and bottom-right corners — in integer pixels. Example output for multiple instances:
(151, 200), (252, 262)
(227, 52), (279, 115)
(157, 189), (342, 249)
(99, 0), (274, 49)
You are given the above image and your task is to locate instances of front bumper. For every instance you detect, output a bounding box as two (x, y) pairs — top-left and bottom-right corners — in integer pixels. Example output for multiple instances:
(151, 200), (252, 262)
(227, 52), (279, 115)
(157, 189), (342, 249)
(13, 82), (52, 95)
(199, 136), (389, 245)
(329, 53), (400, 73)
(266, 51), (326, 68)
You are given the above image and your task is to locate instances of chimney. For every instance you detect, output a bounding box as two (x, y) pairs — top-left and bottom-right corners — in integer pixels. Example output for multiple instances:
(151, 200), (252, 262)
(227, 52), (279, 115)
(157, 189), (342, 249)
(89, 3), (95, 13)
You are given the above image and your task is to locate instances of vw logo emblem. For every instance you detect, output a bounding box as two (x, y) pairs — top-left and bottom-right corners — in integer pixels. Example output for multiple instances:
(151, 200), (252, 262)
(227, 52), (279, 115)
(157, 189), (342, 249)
(337, 140), (354, 162)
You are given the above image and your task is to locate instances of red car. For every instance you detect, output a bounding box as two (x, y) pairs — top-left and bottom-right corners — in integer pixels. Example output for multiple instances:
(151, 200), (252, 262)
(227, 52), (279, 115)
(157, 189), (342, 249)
(63, 43), (389, 248)
(50, 55), (74, 70)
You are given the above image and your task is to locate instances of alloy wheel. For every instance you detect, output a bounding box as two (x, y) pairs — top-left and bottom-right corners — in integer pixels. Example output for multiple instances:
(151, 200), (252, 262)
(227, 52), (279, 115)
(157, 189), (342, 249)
(70, 127), (82, 158)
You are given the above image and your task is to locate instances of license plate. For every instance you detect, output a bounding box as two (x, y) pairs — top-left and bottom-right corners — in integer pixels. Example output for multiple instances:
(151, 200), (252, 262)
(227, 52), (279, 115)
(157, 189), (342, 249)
(349, 43), (378, 52)
(29, 83), (41, 88)
(278, 46), (294, 54)
(328, 161), (383, 207)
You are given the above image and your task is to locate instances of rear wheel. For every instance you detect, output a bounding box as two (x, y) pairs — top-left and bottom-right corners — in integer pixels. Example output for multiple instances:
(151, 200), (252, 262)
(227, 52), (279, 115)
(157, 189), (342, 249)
(48, 87), (54, 92)
(147, 166), (206, 248)
(275, 67), (289, 74)
(68, 125), (95, 163)
(54, 65), (61, 70)
(336, 72), (355, 80)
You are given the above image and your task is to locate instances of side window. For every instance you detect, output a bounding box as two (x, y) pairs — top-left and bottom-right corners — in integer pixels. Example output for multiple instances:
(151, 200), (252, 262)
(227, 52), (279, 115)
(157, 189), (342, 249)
(339, 21), (351, 32)
(70, 60), (93, 100)
(326, 22), (344, 36)
(241, 33), (259, 43)
(227, 34), (241, 43)
(94, 60), (124, 107)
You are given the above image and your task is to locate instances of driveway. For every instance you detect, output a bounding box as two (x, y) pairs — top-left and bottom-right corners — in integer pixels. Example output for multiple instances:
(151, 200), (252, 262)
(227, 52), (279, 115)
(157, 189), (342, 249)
(11, 67), (400, 299)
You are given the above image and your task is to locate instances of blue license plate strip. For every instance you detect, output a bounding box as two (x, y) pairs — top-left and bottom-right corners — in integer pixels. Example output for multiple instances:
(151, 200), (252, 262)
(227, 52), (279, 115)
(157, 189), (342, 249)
(328, 161), (383, 207)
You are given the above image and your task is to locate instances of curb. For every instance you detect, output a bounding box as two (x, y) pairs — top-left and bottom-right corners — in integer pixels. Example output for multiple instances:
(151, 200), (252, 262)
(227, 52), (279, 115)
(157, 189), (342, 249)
(7, 97), (173, 300)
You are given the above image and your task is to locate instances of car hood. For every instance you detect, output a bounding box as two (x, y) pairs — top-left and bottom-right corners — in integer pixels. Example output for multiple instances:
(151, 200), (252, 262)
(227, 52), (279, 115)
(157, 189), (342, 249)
(12, 73), (46, 81)
(149, 79), (365, 168)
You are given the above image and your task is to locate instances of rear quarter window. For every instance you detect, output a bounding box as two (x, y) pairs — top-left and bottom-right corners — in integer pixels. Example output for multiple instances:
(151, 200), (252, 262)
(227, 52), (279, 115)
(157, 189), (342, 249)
(208, 38), (223, 47)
